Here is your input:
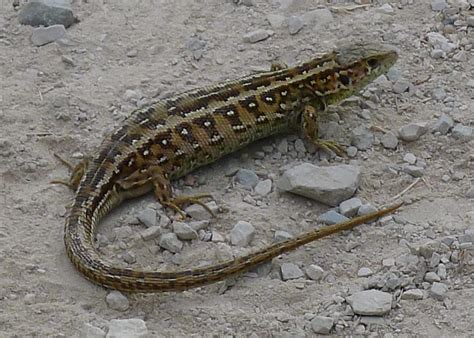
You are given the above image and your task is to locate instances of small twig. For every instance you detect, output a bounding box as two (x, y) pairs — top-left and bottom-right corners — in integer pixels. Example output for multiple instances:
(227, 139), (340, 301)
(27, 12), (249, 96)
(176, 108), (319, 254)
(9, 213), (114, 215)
(331, 4), (370, 13)
(391, 177), (421, 200)
(414, 75), (431, 85)
(370, 125), (389, 134)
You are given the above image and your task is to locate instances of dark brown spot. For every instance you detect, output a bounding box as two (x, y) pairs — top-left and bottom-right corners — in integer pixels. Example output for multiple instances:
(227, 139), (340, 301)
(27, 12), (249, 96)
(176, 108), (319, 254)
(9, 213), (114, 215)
(339, 74), (350, 86)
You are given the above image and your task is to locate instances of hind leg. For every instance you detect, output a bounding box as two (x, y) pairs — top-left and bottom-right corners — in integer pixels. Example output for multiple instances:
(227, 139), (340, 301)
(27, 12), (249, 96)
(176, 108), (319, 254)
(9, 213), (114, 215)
(50, 153), (89, 190)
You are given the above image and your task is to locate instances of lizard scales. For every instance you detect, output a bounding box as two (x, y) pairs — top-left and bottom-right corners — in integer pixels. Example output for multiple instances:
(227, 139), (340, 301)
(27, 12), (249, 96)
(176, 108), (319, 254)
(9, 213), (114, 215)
(64, 44), (399, 292)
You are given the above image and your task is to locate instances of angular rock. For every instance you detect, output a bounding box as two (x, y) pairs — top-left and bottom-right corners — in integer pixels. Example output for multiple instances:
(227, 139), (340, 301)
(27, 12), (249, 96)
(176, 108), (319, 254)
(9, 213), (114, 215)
(317, 210), (349, 225)
(235, 169), (259, 189)
(432, 87), (446, 101)
(277, 163), (361, 206)
(107, 318), (148, 338)
(357, 267), (374, 277)
(230, 221), (255, 246)
(351, 126), (374, 150)
(311, 316), (334, 334)
(403, 165), (424, 178)
(301, 8), (333, 26)
(136, 208), (157, 228)
(266, 14), (285, 29)
(274, 230), (293, 242)
(392, 80), (410, 94)
(305, 264), (325, 281)
(431, 0), (448, 11)
(398, 123), (428, 142)
(432, 114), (454, 135)
(358, 204), (378, 216)
(82, 323), (106, 338)
(381, 132), (399, 149)
(140, 226), (161, 241)
(426, 32), (456, 53)
(159, 233), (183, 253)
(424, 271), (441, 283)
(452, 124), (473, 140)
(280, 262), (304, 280)
(173, 222), (198, 240)
(18, 0), (76, 28)
(243, 29), (271, 43)
(288, 16), (304, 35)
(339, 197), (362, 217)
(255, 179), (272, 196)
(430, 282), (448, 300)
(30, 24), (67, 46)
(401, 289), (424, 300)
(346, 290), (392, 316)
(185, 201), (218, 220)
(105, 291), (129, 312)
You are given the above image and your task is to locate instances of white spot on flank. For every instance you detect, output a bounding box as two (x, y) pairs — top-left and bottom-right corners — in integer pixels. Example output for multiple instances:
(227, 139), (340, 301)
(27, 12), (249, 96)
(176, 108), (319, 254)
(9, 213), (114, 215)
(281, 91), (288, 96)
(232, 125), (245, 131)
(180, 128), (189, 135)
(139, 118), (149, 125)
(276, 113), (285, 118)
(132, 139), (139, 145)
(143, 149), (150, 156)
(248, 102), (256, 108)
(265, 96), (273, 102)
(257, 115), (267, 122)
(175, 149), (184, 156)
(193, 143), (200, 149)
(128, 159), (135, 166)
(158, 155), (168, 163)
(226, 110), (235, 116)
(169, 106), (177, 111)
(280, 103), (287, 110)
(204, 121), (212, 127)
(161, 139), (168, 145)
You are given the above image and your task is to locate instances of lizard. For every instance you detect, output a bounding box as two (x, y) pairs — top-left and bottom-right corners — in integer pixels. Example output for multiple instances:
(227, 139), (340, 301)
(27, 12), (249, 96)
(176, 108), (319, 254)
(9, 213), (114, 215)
(54, 43), (400, 292)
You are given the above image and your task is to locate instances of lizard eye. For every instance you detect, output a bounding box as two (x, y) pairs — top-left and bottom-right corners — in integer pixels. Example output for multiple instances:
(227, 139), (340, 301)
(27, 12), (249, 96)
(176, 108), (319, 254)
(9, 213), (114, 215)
(367, 58), (379, 69)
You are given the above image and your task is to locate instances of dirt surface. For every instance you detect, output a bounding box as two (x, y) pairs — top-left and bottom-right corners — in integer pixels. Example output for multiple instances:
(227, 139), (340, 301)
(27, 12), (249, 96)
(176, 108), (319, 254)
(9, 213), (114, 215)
(1, 0), (473, 336)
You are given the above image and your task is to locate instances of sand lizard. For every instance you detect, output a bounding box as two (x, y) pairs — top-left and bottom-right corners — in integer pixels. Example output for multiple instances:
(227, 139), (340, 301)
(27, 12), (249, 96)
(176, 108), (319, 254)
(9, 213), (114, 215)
(56, 43), (400, 292)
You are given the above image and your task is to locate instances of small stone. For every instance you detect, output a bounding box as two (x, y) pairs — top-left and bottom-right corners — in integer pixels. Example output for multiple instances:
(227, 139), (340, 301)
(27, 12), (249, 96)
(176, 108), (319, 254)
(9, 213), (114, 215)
(381, 132), (399, 149)
(31, 24), (67, 46)
(430, 282), (448, 300)
(377, 3), (394, 14)
(123, 89), (142, 103)
(403, 165), (424, 177)
(398, 123), (428, 142)
(126, 49), (138, 58)
(301, 8), (333, 26)
(274, 230), (293, 242)
(431, 49), (445, 59)
(235, 169), (259, 189)
(255, 179), (272, 196)
(339, 197), (362, 217)
(140, 226), (161, 241)
(426, 32), (456, 53)
(159, 233), (183, 253)
(351, 126), (374, 150)
(452, 124), (473, 140)
(346, 146), (358, 157)
(432, 114), (454, 135)
(243, 29), (271, 43)
(358, 204), (378, 216)
(136, 208), (157, 228)
(346, 290), (392, 316)
(392, 80), (410, 94)
(230, 221), (255, 246)
(281, 262), (304, 280)
(317, 210), (349, 225)
(105, 291), (129, 312)
(173, 222), (198, 240)
(403, 153), (417, 164)
(211, 230), (225, 242)
(82, 323), (106, 338)
(305, 264), (325, 281)
(425, 271), (441, 283)
(357, 267), (374, 277)
(266, 14), (285, 28)
(432, 87), (446, 101)
(441, 174), (451, 182)
(311, 316), (334, 334)
(276, 138), (288, 153)
(184, 201), (218, 220)
(386, 68), (401, 81)
(107, 318), (148, 338)
(382, 258), (395, 267)
(288, 16), (304, 35)
(431, 0), (448, 11)
(24, 293), (36, 305)
(465, 186), (474, 198)
(437, 263), (447, 280)
(18, 0), (75, 28)
(401, 289), (424, 300)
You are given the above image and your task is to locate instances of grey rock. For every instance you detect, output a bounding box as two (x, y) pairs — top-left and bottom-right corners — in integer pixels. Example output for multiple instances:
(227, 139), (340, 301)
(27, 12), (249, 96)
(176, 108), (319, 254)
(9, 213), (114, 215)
(243, 29), (271, 43)
(140, 226), (161, 241)
(398, 123), (428, 142)
(18, 0), (75, 28)
(105, 291), (129, 312)
(294, 138), (306, 153)
(185, 201), (218, 220)
(281, 262), (304, 280)
(211, 230), (225, 242)
(382, 258), (395, 267)
(230, 221), (255, 246)
(266, 14), (285, 29)
(392, 80), (410, 94)
(425, 271), (441, 283)
(311, 316), (334, 334)
(288, 16), (304, 35)
(30, 24), (67, 46)
(82, 323), (106, 338)
(346, 146), (358, 157)
(403, 153), (417, 164)
(255, 179), (272, 196)
(377, 3), (395, 14)
(386, 68), (401, 81)
(426, 32), (456, 53)
(432, 114), (454, 134)
(236, 169), (259, 189)
(274, 230), (293, 242)
(465, 186), (474, 198)
(159, 233), (183, 253)
(277, 163), (361, 206)
(431, 49), (445, 59)
(339, 197), (362, 217)
(402, 163), (424, 177)
(137, 208), (157, 228)
(276, 138), (288, 153)
(437, 263), (447, 280)
(238, 0), (256, 6)
(107, 318), (148, 338)
(346, 290), (392, 316)
(430, 282), (448, 300)
(351, 126), (374, 150)
(317, 210), (349, 225)
(452, 124), (473, 140)
(432, 87), (446, 101)
(301, 8), (333, 26)
(401, 289), (424, 300)
(431, 0), (448, 11)
(173, 222), (198, 240)
(305, 264), (325, 281)
(381, 132), (399, 149)
(357, 267), (374, 277)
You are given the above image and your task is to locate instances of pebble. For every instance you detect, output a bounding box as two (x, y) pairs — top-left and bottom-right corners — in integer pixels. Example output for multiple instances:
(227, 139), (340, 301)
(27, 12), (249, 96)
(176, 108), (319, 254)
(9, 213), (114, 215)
(358, 267), (374, 277)
(24, 293), (36, 305)
(403, 153), (417, 164)
(311, 316), (334, 334)
(346, 290), (392, 316)
(392, 80), (410, 94)
(288, 16), (304, 35)
(173, 222), (198, 240)
(377, 3), (395, 14)
(346, 146), (358, 157)
(140, 226), (161, 241)
(305, 264), (325, 281)
(274, 230), (293, 242)
(358, 204), (378, 216)
(432, 87), (446, 101)
(230, 221), (255, 246)
(243, 29), (271, 43)
(381, 132), (399, 149)
(430, 282), (448, 300)
(465, 186), (474, 198)
(382, 258), (395, 267)
(18, 0), (75, 28)
(235, 169), (259, 189)
(451, 124), (473, 140)
(280, 262), (304, 280)
(255, 179), (272, 196)
(431, 49), (445, 59)
(401, 289), (424, 300)
(30, 24), (67, 46)
(398, 123), (428, 142)
(82, 323), (106, 338)
(426, 32), (456, 53)
(277, 164), (361, 206)
(107, 318), (148, 338)
(432, 114), (454, 135)
(276, 138), (288, 153)
(105, 291), (129, 312)
(431, 0), (448, 11)
(159, 233), (183, 253)
(351, 126), (374, 150)
(266, 14), (285, 29)
(437, 263), (447, 279)
(403, 165), (425, 177)
(317, 210), (349, 225)
(424, 271), (441, 283)
(185, 201), (218, 220)
(301, 8), (333, 26)
(339, 197), (362, 217)
(211, 230), (225, 242)
(136, 208), (157, 228)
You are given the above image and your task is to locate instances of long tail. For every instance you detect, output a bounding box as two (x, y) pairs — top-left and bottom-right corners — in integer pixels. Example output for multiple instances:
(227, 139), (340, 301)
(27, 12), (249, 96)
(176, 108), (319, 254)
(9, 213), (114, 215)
(65, 200), (402, 293)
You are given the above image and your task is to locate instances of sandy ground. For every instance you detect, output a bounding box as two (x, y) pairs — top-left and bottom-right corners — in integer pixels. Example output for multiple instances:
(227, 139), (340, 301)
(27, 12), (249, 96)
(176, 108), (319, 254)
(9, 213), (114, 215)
(0, 0), (473, 336)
